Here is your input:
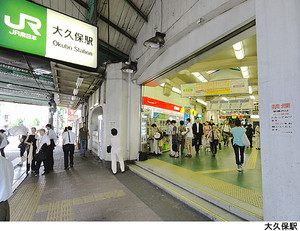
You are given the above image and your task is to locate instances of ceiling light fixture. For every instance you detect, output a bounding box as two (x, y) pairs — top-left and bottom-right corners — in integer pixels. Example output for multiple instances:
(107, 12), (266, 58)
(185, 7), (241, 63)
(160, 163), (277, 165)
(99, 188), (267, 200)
(240, 66), (249, 78)
(121, 61), (137, 73)
(222, 97), (229, 101)
(143, 32), (166, 48)
(196, 98), (207, 106)
(160, 83), (165, 87)
(233, 42), (244, 60)
(172, 87), (181, 94)
(76, 77), (84, 88)
(249, 86), (253, 94)
(73, 88), (78, 96)
(250, 95), (255, 100)
(192, 72), (208, 82)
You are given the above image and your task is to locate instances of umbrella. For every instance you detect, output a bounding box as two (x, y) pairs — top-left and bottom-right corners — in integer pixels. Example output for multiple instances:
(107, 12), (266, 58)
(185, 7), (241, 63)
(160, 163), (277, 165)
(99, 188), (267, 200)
(8, 126), (29, 136)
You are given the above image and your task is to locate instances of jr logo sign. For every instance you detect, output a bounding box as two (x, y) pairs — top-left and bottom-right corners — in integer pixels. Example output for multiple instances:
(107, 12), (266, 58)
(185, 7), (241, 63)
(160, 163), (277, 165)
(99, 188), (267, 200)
(4, 13), (42, 39)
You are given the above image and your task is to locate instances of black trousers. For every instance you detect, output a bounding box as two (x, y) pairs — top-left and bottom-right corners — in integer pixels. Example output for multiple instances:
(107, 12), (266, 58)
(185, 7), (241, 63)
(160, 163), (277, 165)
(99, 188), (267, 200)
(0, 148), (5, 157)
(63, 144), (75, 169)
(0, 200), (10, 221)
(194, 133), (202, 153)
(49, 139), (55, 170)
(247, 135), (253, 147)
(35, 151), (51, 174)
(233, 144), (245, 165)
(210, 140), (219, 155)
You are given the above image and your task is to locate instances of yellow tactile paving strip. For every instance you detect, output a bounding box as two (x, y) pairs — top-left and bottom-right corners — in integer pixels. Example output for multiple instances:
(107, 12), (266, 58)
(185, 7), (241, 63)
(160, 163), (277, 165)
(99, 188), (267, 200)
(9, 181), (46, 221)
(138, 159), (263, 209)
(245, 149), (259, 169)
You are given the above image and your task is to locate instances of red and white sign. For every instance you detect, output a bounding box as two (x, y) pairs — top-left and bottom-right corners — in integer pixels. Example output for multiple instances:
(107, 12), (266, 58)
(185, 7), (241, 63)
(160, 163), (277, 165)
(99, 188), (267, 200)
(142, 97), (182, 112)
(270, 102), (293, 135)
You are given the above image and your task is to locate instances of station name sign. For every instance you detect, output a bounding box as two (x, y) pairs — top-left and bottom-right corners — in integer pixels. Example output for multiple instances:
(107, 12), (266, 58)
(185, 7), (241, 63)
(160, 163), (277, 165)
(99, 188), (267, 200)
(181, 79), (249, 97)
(0, 0), (98, 68)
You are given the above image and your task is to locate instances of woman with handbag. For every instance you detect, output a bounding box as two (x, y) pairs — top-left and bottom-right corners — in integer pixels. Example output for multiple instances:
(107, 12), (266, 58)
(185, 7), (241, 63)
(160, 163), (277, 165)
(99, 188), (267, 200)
(24, 127), (37, 174)
(151, 124), (162, 156)
(17, 134), (28, 166)
(230, 119), (247, 172)
(207, 126), (221, 156)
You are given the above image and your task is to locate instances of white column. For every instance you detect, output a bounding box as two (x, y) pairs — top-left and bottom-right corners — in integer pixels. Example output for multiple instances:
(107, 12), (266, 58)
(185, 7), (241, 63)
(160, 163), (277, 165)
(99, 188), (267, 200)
(256, 0), (300, 220)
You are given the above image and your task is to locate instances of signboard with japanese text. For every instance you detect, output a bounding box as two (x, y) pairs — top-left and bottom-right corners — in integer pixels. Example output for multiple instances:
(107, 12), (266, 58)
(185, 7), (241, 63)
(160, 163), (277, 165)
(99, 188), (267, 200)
(180, 79), (249, 97)
(270, 102), (293, 135)
(208, 99), (254, 111)
(142, 97), (182, 112)
(0, 0), (97, 68)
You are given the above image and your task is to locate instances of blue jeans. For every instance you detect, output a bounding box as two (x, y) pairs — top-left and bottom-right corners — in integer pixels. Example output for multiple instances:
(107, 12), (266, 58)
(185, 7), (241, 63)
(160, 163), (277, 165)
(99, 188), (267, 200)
(80, 140), (87, 156)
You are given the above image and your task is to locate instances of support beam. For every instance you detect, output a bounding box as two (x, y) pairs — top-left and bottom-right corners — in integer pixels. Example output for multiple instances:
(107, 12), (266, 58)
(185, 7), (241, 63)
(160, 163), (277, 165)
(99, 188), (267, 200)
(98, 39), (129, 60)
(97, 13), (137, 43)
(73, 0), (89, 10)
(124, 0), (148, 22)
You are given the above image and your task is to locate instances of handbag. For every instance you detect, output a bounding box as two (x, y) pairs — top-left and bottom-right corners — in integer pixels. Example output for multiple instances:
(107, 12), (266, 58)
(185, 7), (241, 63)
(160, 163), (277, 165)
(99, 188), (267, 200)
(241, 132), (250, 146)
(35, 150), (47, 161)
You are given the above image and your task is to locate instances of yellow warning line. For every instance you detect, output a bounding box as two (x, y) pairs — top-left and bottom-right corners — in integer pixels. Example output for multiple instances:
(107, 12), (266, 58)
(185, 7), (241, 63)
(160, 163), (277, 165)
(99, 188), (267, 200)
(9, 182), (46, 221)
(130, 165), (227, 221)
(245, 149), (259, 169)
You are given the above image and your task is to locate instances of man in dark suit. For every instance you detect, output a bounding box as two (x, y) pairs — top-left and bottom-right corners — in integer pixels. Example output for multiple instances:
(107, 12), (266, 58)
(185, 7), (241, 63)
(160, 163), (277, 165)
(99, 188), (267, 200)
(192, 117), (204, 154)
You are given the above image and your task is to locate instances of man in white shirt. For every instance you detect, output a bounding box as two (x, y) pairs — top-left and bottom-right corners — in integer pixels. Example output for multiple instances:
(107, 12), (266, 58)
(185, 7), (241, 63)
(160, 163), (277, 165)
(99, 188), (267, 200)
(0, 130), (8, 157)
(109, 128), (125, 175)
(185, 118), (193, 157)
(35, 129), (51, 175)
(62, 126), (76, 170)
(46, 124), (57, 171)
(0, 156), (14, 221)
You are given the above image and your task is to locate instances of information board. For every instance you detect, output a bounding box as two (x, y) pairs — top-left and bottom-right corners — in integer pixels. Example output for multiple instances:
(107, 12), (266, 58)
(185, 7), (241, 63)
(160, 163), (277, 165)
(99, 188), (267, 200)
(270, 102), (293, 135)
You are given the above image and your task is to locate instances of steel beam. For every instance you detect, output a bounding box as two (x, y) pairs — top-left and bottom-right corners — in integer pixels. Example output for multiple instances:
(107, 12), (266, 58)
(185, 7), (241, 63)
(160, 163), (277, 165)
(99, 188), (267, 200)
(73, 0), (89, 10)
(124, 0), (148, 22)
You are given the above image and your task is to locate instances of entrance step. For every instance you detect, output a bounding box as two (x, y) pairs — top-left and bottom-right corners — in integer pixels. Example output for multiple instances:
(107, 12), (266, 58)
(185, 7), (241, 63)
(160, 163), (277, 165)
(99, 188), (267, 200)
(130, 161), (263, 221)
(129, 164), (245, 221)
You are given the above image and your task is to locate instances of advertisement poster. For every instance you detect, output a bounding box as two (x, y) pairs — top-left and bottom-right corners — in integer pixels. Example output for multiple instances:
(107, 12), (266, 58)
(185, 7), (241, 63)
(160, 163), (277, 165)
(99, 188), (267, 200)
(181, 79), (249, 97)
(183, 106), (191, 126)
(270, 102), (293, 135)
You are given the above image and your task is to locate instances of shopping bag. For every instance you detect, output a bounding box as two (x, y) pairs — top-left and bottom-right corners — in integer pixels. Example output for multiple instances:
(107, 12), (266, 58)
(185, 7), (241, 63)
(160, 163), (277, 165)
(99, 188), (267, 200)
(241, 133), (250, 146)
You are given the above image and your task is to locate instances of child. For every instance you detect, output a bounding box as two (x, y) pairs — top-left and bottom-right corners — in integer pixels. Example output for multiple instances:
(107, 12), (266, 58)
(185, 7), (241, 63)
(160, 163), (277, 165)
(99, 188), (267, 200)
(110, 128), (125, 174)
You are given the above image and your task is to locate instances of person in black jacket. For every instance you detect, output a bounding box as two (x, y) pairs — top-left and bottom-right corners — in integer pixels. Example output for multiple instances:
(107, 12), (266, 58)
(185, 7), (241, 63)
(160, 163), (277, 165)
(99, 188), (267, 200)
(192, 117), (204, 154)
(246, 124), (254, 148)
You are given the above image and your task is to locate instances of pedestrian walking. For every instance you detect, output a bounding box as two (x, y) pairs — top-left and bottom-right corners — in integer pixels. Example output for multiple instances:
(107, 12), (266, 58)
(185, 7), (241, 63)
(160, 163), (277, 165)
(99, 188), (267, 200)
(150, 124), (162, 156)
(246, 124), (254, 148)
(35, 129), (51, 176)
(178, 120), (186, 155)
(46, 124), (57, 171)
(230, 119), (246, 172)
(62, 126), (76, 170)
(166, 120), (173, 156)
(192, 117), (203, 154)
(207, 125), (221, 156)
(24, 127), (37, 174)
(17, 134), (28, 166)
(109, 128), (125, 175)
(0, 155), (14, 221)
(185, 118), (193, 157)
(255, 126), (261, 150)
(0, 130), (8, 157)
(222, 120), (231, 147)
(170, 120), (179, 158)
(203, 122), (211, 151)
(78, 122), (90, 158)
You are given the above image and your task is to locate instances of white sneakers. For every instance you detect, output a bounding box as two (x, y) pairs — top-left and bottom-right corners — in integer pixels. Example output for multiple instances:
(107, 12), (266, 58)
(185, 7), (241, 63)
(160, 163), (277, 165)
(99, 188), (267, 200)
(237, 164), (242, 172)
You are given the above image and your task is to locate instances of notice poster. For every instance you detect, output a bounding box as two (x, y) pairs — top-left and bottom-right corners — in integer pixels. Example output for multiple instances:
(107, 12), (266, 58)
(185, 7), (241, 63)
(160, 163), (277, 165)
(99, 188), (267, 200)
(270, 102), (293, 135)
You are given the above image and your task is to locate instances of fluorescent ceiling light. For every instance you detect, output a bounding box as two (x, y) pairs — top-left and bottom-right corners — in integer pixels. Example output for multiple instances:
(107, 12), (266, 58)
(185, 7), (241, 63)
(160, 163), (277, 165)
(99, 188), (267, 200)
(240, 66), (249, 78)
(73, 88), (79, 96)
(222, 97), (229, 101)
(206, 70), (217, 75)
(160, 83), (165, 87)
(192, 72), (207, 82)
(233, 42), (244, 60)
(249, 86), (253, 94)
(76, 77), (84, 88)
(250, 95), (255, 100)
(72, 96), (77, 101)
(172, 87), (181, 94)
(196, 98), (207, 106)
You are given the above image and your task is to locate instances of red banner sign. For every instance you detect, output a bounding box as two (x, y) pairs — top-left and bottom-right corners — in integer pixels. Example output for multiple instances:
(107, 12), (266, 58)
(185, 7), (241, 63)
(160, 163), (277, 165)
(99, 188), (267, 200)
(143, 97), (182, 112)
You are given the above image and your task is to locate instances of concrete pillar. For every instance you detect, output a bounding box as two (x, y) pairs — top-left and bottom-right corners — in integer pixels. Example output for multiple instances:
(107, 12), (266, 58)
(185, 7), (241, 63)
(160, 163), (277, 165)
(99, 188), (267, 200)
(101, 63), (141, 162)
(256, 0), (300, 220)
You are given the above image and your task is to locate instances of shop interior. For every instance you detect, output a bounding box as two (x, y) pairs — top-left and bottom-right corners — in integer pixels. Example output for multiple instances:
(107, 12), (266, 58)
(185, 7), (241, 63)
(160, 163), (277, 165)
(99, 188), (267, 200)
(141, 34), (260, 157)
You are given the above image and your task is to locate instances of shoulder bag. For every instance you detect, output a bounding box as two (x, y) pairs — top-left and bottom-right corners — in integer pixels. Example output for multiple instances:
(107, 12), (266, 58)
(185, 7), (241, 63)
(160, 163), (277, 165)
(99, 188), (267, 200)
(241, 131), (250, 146)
